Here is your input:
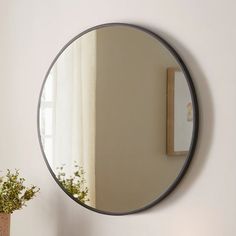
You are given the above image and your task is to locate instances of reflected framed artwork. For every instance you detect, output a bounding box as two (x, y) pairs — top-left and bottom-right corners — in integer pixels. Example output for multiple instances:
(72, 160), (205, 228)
(167, 68), (193, 156)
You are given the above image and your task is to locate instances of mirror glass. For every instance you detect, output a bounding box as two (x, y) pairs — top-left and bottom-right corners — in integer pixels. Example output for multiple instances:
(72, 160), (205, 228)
(38, 24), (198, 215)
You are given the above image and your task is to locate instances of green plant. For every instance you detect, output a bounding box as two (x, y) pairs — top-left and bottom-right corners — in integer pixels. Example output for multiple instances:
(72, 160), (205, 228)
(0, 169), (40, 214)
(57, 164), (89, 203)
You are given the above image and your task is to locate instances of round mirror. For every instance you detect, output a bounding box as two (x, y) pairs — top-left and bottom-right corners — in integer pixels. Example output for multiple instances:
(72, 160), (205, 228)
(38, 23), (198, 215)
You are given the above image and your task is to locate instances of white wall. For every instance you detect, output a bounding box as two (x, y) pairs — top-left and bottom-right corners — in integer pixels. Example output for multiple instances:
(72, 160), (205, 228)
(0, 0), (236, 235)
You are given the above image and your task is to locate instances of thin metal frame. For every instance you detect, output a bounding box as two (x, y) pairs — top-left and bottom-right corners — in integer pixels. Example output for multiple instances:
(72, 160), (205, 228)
(37, 23), (199, 216)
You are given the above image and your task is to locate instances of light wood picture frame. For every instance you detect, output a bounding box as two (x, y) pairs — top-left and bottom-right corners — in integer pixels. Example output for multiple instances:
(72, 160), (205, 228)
(166, 68), (193, 156)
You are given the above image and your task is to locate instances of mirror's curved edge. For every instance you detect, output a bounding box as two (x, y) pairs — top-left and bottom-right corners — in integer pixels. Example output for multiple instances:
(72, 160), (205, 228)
(37, 22), (199, 216)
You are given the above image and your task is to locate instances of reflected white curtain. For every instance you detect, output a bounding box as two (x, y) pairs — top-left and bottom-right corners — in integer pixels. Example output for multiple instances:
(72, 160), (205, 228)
(51, 32), (96, 206)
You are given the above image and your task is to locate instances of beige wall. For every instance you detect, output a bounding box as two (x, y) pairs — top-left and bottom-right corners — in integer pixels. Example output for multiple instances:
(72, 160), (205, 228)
(1, 0), (236, 236)
(95, 26), (186, 212)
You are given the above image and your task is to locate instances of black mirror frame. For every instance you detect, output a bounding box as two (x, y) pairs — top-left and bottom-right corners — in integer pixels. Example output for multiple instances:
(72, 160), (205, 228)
(37, 23), (199, 216)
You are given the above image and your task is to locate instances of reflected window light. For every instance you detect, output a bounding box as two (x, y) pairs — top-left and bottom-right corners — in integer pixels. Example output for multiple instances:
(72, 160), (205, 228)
(40, 72), (55, 165)
(43, 74), (53, 101)
(44, 137), (53, 163)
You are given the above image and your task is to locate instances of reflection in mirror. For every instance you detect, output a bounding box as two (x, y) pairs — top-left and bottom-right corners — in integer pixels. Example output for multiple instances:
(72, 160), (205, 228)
(38, 24), (198, 214)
